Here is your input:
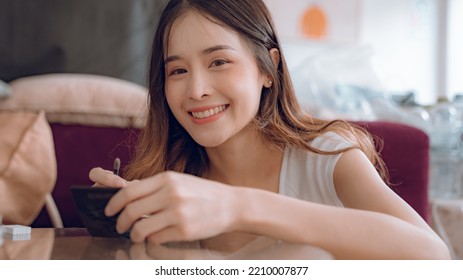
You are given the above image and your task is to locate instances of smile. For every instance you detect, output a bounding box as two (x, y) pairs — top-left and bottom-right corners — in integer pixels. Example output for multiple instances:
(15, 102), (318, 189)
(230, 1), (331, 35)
(190, 105), (228, 119)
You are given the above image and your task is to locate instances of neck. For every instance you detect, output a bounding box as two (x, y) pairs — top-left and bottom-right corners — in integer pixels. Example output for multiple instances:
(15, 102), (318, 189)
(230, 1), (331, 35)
(204, 127), (284, 191)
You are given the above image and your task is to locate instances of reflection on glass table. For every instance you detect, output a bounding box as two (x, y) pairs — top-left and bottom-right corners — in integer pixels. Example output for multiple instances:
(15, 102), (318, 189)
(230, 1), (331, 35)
(0, 228), (333, 260)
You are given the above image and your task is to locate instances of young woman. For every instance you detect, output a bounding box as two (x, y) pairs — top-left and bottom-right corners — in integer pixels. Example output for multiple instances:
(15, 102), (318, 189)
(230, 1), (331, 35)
(89, 0), (449, 259)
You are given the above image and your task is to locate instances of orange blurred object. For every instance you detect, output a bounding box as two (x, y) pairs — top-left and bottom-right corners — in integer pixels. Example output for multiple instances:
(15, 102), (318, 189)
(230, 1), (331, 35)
(301, 5), (327, 39)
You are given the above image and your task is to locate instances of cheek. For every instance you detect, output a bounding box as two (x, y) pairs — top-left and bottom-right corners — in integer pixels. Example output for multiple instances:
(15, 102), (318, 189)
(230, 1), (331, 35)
(224, 67), (263, 97)
(164, 89), (183, 124)
(165, 83), (180, 109)
(233, 73), (263, 107)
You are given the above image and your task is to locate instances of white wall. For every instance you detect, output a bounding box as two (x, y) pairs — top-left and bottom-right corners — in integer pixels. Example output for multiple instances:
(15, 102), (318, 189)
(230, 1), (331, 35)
(264, 0), (443, 105)
(447, 0), (463, 98)
(359, 0), (441, 105)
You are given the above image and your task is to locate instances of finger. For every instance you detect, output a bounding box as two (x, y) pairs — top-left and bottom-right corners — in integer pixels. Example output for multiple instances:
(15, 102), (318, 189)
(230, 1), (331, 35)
(105, 175), (165, 217)
(128, 210), (176, 243)
(147, 226), (184, 245)
(114, 188), (170, 233)
(89, 167), (127, 188)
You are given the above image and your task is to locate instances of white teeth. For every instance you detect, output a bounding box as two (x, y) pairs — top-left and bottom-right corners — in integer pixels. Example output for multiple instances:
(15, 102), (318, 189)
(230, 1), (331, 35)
(191, 105), (227, 119)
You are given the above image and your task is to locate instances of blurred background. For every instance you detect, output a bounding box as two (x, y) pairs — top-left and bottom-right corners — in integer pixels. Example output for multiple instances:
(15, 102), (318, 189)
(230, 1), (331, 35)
(0, 0), (169, 85)
(265, 0), (462, 106)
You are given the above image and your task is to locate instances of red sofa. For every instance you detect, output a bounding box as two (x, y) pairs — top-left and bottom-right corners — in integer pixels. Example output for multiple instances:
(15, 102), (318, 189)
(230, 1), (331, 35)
(31, 121), (430, 227)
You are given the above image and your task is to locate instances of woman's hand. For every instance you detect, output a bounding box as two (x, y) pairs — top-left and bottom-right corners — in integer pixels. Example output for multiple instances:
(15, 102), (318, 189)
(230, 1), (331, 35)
(104, 171), (240, 244)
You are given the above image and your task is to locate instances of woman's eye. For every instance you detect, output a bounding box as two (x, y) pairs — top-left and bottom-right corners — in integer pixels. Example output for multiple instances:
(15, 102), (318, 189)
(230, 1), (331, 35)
(210, 59), (228, 67)
(170, 68), (187, 76)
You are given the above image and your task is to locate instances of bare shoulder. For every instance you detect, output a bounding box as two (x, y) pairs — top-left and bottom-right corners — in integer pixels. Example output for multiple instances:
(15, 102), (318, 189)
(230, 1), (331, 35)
(333, 148), (429, 228)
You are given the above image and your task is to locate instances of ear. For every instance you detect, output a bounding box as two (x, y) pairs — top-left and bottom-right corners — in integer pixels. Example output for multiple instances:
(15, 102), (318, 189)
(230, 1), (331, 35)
(263, 48), (280, 88)
(269, 48), (280, 69)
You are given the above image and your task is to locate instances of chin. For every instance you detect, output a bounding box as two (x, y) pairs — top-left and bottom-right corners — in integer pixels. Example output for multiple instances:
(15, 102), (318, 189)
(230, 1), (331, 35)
(196, 140), (226, 148)
(191, 135), (228, 148)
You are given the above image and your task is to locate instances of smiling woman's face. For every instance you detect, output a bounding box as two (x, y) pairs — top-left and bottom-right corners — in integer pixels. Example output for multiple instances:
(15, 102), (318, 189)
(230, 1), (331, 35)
(164, 10), (267, 148)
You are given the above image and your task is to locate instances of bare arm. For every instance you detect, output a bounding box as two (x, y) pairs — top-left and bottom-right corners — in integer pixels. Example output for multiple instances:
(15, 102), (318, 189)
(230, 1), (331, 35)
(232, 149), (450, 259)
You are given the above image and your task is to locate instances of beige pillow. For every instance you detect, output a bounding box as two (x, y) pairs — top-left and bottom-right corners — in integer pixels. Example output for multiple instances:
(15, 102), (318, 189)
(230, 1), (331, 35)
(0, 111), (57, 225)
(0, 74), (148, 128)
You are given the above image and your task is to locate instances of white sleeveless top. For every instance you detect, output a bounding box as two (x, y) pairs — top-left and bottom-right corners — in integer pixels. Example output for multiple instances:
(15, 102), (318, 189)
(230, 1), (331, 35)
(279, 132), (354, 207)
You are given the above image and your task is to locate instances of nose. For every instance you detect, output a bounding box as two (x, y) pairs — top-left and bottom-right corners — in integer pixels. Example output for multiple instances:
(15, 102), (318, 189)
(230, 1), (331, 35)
(187, 71), (210, 100)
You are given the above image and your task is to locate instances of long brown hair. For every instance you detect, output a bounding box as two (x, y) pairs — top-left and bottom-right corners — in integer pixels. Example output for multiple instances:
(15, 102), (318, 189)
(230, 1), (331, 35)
(124, 0), (388, 181)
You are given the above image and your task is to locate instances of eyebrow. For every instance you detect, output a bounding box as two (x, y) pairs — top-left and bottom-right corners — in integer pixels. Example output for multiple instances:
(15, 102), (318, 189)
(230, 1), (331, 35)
(164, 45), (236, 64)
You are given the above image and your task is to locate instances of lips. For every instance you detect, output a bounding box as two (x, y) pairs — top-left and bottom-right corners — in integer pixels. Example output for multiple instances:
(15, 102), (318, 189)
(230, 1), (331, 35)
(189, 104), (229, 119)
